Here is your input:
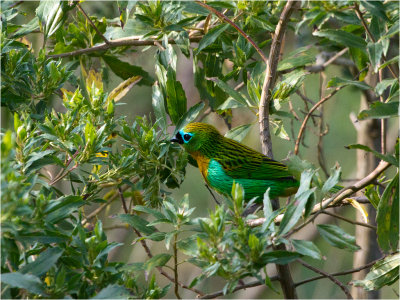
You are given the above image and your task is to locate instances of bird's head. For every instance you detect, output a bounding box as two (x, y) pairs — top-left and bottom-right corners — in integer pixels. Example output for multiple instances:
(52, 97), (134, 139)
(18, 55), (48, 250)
(170, 122), (222, 152)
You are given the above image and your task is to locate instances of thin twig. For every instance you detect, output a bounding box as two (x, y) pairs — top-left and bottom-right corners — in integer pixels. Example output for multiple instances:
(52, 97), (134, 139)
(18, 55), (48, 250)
(294, 85), (344, 155)
(118, 187), (129, 213)
(320, 211), (377, 230)
(173, 233), (182, 299)
(295, 257), (382, 287)
(47, 36), (202, 59)
(378, 67), (386, 154)
(259, 0), (297, 158)
(298, 260), (352, 299)
(354, 3), (398, 79)
(317, 72), (329, 178)
(306, 48), (349, 73)
(194, 0), (268, 63)
(76, 3), (110, 45)
(117, 185), (204, 296)
(49, 148), (80, 185)
(200, 277), (279, 299)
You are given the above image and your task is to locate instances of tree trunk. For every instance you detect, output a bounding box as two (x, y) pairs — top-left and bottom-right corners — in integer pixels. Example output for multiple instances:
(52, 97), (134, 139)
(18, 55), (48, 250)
(351, 73), (381, 299)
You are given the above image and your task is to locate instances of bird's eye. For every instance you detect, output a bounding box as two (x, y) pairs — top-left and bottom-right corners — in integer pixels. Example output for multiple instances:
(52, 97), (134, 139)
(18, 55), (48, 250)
(183, 134), (192, 142)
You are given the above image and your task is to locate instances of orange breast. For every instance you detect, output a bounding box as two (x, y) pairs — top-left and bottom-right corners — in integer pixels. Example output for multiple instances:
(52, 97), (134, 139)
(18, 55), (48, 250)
(189, 151), (210, 183)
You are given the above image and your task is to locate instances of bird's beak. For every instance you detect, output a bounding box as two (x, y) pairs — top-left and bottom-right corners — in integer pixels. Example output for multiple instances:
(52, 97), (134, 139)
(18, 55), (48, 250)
(170, 131), (184, 144)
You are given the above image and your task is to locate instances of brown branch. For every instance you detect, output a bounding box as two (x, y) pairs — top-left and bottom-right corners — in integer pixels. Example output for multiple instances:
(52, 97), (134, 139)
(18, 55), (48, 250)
(295, 256), (384, 287)
(194, 1), (268, 63)
(173, 233), (182, 299)
(259, 0), (297, 158)
(200, 277), (279, 299)
(76, 3), (110, 45)
(320, 211), (377, 230)
(47, 36), (202, 59)
(298, 260), (352, 299)
(306, 48), (349, 73)
(294, 85), (344, 155)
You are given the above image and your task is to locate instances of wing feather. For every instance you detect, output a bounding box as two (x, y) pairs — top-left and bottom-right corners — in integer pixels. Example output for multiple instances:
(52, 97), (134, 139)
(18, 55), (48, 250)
(215, 137), (295, 180)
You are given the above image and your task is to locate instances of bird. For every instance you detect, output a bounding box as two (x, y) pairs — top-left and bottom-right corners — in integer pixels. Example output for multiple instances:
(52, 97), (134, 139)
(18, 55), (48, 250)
(170, 122), (299, 203)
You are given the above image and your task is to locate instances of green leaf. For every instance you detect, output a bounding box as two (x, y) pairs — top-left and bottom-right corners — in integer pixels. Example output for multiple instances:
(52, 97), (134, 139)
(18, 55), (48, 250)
(93, 242), (123, 266)
(217, 98), (247, 110)
(317, 224), (360, 252)
(367, 42), (383, 73)
(322, 167), (341, 195)
(277, 53), (315, 71)
(376, 173), (399, 252)
(12, 17), (40, 38)
(313, 29), (367, 49)
(260, 251), (302, 265)
(20, 247), (63, 276)
(375, 79), (397, 96)
(45, 196), (85, 224)
(133, 205), (166, 220)
(152, 82), (167, 130)
(102, 55), (153, 85)
(327, 77), (371, 90)
(1, 272), (46, 295)
(166, 67), (187, 124)
(224, 124), (252, 142)
(92, 284), (131, 299)
(278, 170), (316, 236)
(119, 214), (156, 235)
(360, 0), (390, 22)
(358, 101), (399, 120)
(177, 235), (199, 256)
(144, 254), (172, 271)
(345, 144), (398, 166)
(352, 253), (399, 291)
(291, 239), (322, 260)
(173, 101), (205, 134)
(207, 77), (251, 107)
(194, 24), (230, 54)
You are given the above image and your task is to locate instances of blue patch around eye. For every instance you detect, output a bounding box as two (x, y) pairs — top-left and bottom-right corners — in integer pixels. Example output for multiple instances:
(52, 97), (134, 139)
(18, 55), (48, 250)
(179, 130), (193, 143)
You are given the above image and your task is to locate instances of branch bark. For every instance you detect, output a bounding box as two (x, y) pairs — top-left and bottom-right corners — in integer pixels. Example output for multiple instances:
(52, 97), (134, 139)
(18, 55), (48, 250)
(200, 277), (279, 299)
(47, 36), (202, 59)
(255, 2), (299, 298)
(259, 0), (297, 158)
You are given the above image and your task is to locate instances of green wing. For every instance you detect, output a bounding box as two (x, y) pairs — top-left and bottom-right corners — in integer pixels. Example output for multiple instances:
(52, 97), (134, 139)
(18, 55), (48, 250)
(214, 137), (295, 181)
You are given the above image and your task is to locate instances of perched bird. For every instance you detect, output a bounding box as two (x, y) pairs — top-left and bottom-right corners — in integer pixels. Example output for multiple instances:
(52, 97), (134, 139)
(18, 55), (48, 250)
(171, 122), (299, 202)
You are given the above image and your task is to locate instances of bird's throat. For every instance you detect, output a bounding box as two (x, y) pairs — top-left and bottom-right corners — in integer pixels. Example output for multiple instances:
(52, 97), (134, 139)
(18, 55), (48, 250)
(188, 151), (210, 183)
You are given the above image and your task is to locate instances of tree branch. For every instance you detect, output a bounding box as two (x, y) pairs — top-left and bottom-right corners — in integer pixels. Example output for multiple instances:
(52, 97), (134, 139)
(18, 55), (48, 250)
(200, 277), (279, 299)
(194, 0), (268, 63)
(295, 256), (385, 287)
(320, 210), (376, 230)
(294, 85), (344, 155)
(298, 260), (352, 299)
(259, 0), (297, 158)
(76, 2), (110, 45)
(47, 36), (202, 59)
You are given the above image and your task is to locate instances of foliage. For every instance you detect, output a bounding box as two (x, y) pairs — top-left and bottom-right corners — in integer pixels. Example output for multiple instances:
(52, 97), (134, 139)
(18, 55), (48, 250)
(1, 0), (398, 298)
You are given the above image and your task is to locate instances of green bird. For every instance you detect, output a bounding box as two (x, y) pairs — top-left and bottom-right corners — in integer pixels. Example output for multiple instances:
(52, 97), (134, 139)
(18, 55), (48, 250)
(171, 122), (299, 202)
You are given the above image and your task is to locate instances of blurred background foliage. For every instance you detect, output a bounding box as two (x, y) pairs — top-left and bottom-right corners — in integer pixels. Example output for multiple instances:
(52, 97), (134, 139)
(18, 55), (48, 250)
(1, 0), (399, 299)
